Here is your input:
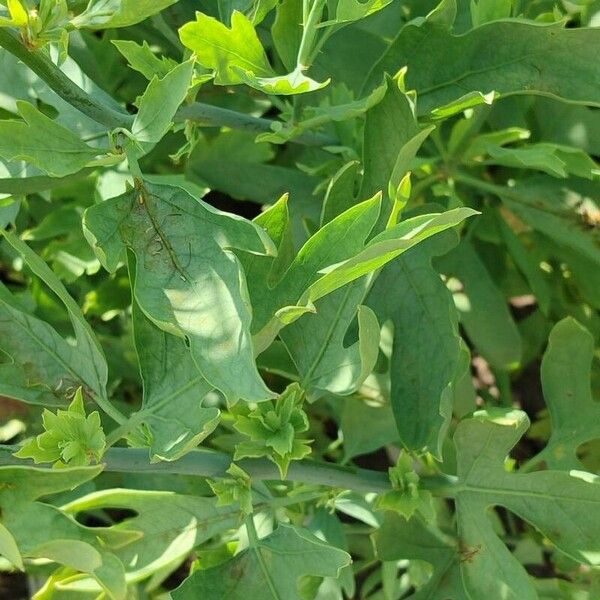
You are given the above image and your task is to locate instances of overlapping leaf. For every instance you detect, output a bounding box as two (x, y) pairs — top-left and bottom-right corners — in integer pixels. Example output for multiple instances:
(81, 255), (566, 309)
(376, 408), (600, 599)
(367, 233), (461, 455)
(129, 299), (220, 462)
(366, 20), (600, 115)
(280, 279), (380, 400)
(83, 180), (275, 402)
(71, 0), (178, 29)
(437, 239), (522, 370)
(56, 488), (243, 595)
(0, 232), (108, 406)
(172, 524), (351, 599)
(528, 318), (600, 471)
(180, 10), (328, 95)
(0, 102), (98, 177)
(0, 465), (129, 599)
(242, 194), (476, 350)
(127, 60), (193, 157)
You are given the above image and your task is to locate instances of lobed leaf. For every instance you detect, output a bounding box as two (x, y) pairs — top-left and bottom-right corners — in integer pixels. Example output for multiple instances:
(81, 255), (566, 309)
(172, 524), (351, 599)
(0, 102), (98, 177)
(366, 21), (600, 115)
(83, 180), (275, 402)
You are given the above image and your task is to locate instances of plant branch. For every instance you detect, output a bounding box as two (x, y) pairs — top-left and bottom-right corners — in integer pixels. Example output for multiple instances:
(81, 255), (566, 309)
(0, 29), (336, 148)
(174, 102), (336, 147)
(0, 29), (133, 129)
(0, 445), (458, 496)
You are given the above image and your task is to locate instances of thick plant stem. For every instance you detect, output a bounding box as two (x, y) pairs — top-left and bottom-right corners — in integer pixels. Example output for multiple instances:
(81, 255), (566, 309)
(0, 445), (459, 496)
(0, 29), (133, 129)
(0, 29), (335, 148)
(108, 448), (394, 493)
(175, 103), (336, 147)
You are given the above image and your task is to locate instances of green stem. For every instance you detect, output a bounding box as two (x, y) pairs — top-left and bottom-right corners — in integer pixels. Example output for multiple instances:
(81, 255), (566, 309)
(431, 128), (448, 162)
(150, 13), (182, 52)
(245, 513), (260, 546)
(0, 445), (459, 496)
(411, 173), (441, 199)
(446, 104), (491, 161)
(307, 23), (341, 65)
(0, 29), (133, 129)
(296, 0), (327, 68)
(0, 28), (336, 148)
(104, 411), (147, 447)
(93, 395), (127, 425)
(452, 171), (506, 196)
(175, 103), (336, 147)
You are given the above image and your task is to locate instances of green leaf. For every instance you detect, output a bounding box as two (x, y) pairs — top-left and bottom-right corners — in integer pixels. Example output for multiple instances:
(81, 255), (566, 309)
(112, 40), (179, 80)
(0, 464), (128, 599)
(15, 388), (106, 466)
(528, 318), (600, 471)
(208, 463), (254, 516)
(243, 194), (476, 348)
(360, 73), (426, 199)
(452, 409), (600, 596)
(496, 177), (600, 267)
(180, 10), (328, 95)
(0, 101), (98, 177)
(0, 0), (28, 27)
(0, 284), (101, 406)
(366, 21), (600, 115)
(130, 298), (220, 462)
(129, 60), (194, 157)
(213, 0), (278, 25)
(374, 514), (465, 600)
(236, 65), (330, 95)
(377, 408), (600, 599)
(531, 97), (600, 156)
(83, 180), (275, 402)
(377, 453), (434, 521)
(333, 0), (394, 23)
(437, 239), (522, 370)
(366, 232), (462, 456)
(280, 279), (380, 400)
(172, 524), (351, 599)
(233, 383), (311, 477)
(496, 210), (552, 315)
(321, 160), (362, 225)
(470, 0), (514, 25)
(71, 0), (178, 29)
(2, 232), (109, 404)
(179, 11), (273, 85)
(479, 142), (600, 179)
(63, 487), (244, 587)
(272, 0), (303, 71)
(307, 508), (355, 597)
(0, 521), (23, 571)
(306, 207), (479, 303)
(341, 399), (398, 461)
